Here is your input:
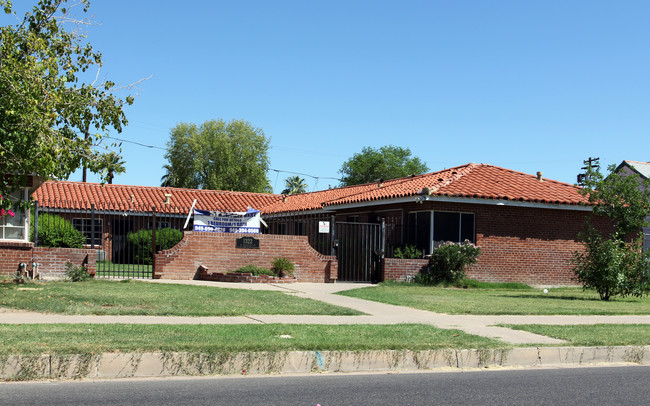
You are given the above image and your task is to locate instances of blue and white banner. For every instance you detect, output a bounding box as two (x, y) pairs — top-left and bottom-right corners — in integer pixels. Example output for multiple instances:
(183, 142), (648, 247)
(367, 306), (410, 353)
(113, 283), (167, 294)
(193, 208), (261, 234)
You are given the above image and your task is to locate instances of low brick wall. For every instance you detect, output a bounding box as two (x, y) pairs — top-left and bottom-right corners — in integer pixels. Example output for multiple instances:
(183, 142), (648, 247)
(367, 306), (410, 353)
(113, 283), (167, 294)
(0, 241), (33, 277)
(383, 258), (428, 282)
(197, 266), (297, 284)
(154, 232), (337, 283)
(32, 247), (97, 280)
(0, 241), (96, 280)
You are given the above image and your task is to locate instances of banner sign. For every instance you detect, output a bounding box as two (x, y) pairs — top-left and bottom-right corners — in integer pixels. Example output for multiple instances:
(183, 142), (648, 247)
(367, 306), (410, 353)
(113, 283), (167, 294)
(193, 208), (261, 234)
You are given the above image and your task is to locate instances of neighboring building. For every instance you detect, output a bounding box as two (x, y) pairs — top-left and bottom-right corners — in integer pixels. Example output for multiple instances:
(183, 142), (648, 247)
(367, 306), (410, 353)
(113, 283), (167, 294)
(615, 160), (650, 250)
(0, 175), (42, 242)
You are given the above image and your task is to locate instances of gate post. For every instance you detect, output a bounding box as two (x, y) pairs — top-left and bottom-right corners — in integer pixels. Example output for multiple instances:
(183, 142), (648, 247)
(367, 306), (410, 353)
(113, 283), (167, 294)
(90, 204), (95, 249)
(33, 201), (39, 247)
(330, 215), (336, 257)
(152, 207), (157, 278)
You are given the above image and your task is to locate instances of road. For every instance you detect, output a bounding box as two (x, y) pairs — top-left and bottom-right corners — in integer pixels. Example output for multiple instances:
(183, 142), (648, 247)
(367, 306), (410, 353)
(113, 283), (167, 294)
(1, 366), (648, 405)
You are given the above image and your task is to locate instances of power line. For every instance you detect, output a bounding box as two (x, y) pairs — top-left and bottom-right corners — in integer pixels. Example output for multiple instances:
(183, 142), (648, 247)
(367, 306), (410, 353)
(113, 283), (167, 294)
(270, 168), (340, 181)
(106, 136), (167, 151)
(103, 137), (341, 182)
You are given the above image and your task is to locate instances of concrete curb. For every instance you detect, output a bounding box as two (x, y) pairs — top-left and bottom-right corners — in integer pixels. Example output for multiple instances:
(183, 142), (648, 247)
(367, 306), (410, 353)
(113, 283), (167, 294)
(2, 346), (648, 381)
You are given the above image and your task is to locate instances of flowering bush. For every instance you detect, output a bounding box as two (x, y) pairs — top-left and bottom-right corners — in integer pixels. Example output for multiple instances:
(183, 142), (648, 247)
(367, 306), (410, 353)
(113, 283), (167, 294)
(416, 240), (481, 285)
(0, 195), (15, 218)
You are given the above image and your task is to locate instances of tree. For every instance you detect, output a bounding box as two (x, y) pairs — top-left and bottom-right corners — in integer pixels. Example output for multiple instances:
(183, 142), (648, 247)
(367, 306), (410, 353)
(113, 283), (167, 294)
(0, 0), (134, 200)
(571, 159), (650, 300)
(281, 175), (307, 195)
(338, 145), (429, 186)
(163, 119), (271, 193)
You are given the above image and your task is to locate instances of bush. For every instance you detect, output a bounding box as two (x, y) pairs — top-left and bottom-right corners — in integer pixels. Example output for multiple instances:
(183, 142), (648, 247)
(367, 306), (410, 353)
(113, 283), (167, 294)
(234, 265), (276, 276)
(127, 228), (183, 265)
(571, 229), (650, 301)
(271, 257), (295, 277)
(65, 262), (92, 282)
(393, 244), (422, 259)
(415, 240), (481, 285)
(31, 213), (85, 248)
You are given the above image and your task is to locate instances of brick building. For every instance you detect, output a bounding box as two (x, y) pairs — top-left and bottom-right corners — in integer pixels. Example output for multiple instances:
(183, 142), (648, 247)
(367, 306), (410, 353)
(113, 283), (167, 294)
(263, 163), (596, 285)
(14, 163), (600, 285)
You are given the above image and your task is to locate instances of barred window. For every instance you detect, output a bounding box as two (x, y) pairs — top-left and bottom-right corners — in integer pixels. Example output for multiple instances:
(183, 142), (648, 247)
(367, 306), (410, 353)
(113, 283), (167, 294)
(72, 218), (103, 245)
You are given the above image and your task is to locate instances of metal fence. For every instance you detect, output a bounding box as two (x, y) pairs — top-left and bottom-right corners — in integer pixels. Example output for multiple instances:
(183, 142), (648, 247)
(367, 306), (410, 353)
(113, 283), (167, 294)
(33, 201), (186, 279)
(263, 212), (334, 255)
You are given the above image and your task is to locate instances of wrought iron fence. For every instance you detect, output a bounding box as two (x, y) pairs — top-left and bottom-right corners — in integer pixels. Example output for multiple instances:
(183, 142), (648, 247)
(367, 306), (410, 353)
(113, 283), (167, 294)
(33, 201), (186, 279)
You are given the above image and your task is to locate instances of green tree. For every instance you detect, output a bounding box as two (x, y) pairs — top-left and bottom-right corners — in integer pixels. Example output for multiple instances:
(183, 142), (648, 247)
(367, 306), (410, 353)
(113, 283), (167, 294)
(163, 119), (271, 193)
(339, 145), (429, 186)
(0, 0), (134, 199)
(571, 159), (650, 301)
(281, 175), (307, 195)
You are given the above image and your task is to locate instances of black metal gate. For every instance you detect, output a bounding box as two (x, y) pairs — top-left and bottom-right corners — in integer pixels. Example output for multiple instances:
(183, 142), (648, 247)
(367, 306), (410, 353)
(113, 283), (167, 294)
(335, 222), (383, 282)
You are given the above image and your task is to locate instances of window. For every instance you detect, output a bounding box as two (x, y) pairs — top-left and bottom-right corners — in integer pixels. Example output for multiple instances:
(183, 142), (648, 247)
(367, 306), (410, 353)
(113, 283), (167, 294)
(148, 221), (170, 230)
(72, 218), (103, 246)
(408, 211), (475, 254)
(0, 188), (27, 241)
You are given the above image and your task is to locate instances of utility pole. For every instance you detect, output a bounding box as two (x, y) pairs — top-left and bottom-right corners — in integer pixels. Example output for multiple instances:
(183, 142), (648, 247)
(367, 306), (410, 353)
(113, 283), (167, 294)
(577, 157), (600, 186)
(82, 127), (89, 182)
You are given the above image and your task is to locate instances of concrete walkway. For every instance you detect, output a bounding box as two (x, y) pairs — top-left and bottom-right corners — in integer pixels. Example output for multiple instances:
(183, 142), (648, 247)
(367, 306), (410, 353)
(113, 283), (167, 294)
(2, 280), (650, 345)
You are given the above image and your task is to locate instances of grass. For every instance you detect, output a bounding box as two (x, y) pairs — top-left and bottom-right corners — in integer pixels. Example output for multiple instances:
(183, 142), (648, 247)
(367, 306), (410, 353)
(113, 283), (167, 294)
(338, 281), (650, 315)
(505, 324), (650, 347)
(0, 279), (361, 316)
(0, 324), (504, 355)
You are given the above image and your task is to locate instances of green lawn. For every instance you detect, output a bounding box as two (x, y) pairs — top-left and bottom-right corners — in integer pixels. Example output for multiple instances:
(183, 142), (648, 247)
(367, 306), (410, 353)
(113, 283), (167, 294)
(505, 324), (650, 347)
(0, 324), (503, 355)
(0, 279), (361, 316)
(338, 282), (650, 315)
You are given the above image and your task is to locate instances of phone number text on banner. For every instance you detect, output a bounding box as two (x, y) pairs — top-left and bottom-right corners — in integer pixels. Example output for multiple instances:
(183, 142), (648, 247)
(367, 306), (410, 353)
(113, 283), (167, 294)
(193, 208), (261, 234)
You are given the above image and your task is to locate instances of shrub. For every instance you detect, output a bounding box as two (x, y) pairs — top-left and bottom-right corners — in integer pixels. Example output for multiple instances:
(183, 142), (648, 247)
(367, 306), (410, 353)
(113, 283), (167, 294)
(31, 213), (85, 248)
(393, 244), (422, 259)
(65, 262), (92, 282)
(415, 240), (481, 285)
(571, 228), (650, 301)
(234, 265), (276, 276)
(271, 257), (295, 277)
(127, 228), (183, 265)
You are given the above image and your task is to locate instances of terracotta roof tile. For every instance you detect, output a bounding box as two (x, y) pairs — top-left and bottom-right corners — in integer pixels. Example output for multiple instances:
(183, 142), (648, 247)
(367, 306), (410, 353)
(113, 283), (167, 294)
(32, 181), (282, 215)
(262, 163), (587, 214)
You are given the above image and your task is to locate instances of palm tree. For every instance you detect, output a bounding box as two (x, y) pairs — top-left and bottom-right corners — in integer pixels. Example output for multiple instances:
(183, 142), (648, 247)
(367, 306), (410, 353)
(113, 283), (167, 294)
(161, 164), (174, 187)
(100, 152), (126, 184)
(281, 176), (308, 195)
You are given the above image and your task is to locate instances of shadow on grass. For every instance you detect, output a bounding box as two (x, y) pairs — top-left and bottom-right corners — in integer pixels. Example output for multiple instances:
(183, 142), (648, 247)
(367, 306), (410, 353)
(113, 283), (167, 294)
(496, 293), (635, 303)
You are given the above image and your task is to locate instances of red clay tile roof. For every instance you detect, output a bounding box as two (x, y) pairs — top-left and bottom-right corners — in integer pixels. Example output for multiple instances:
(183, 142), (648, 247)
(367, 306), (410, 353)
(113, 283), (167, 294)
(32, 164), (588, 216)
(262, 163), (588, 214)
(32, 181), (282, 215)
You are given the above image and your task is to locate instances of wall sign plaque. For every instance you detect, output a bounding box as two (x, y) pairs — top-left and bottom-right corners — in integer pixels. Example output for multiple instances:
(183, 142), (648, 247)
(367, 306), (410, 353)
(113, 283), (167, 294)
(236, 236), (260, 249)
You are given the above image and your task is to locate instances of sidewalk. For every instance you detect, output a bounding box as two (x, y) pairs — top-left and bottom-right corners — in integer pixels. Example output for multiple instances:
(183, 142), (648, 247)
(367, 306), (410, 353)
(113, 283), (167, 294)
(3, 280), (650, 345)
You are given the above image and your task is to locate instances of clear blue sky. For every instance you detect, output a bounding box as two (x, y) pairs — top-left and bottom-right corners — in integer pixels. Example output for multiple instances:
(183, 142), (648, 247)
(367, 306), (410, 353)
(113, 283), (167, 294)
(6, 0), (650, 192)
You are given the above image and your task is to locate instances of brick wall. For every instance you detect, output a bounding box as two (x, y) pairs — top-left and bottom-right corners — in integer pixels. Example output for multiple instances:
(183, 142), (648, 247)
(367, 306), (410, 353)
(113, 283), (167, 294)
(0, 241), (33, 277)
(153, 232), (337, 283)
(383, 258), (428, 282)
(32, 247), (97, 280)
(0, 241), (96, 280)
(337, 201), (605, 286)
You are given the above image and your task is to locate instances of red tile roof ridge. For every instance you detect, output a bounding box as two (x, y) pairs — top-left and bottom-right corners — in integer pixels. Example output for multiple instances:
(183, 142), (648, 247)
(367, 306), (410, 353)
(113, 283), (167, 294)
(37, 180), (281, 197)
